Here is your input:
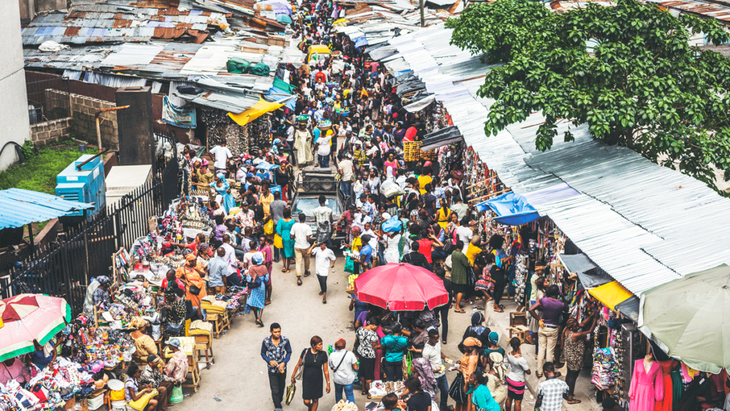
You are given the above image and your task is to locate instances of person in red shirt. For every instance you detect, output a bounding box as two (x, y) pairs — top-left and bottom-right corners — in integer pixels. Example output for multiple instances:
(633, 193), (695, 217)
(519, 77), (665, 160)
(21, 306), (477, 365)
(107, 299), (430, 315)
(403, 126), (418, 143)
(417, 228), (444, 265)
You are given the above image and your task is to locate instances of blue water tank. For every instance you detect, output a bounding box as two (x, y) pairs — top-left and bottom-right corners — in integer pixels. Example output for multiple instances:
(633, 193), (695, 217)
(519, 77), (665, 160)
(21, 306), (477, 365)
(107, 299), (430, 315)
(55, 154), (106, 222)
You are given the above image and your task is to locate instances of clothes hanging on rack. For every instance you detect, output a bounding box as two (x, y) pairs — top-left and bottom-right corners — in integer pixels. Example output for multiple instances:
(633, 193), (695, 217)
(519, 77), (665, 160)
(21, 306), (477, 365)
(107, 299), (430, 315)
(629, 359), (663, 411)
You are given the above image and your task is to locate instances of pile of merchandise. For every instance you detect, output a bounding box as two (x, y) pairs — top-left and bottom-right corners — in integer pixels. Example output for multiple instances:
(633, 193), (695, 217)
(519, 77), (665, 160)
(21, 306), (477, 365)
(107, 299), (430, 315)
(592, 347), (618, 390)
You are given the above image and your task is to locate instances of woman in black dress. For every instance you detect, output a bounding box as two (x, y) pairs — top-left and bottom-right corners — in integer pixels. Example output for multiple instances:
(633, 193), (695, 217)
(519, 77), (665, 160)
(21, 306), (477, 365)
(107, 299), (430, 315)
(291, 335), (331, 411)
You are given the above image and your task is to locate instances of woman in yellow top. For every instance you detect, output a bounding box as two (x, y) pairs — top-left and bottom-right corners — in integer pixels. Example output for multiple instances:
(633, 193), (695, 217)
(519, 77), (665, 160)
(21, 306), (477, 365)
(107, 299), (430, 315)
(347, 226), (363, 274)
(465, 236), (483, 266)
(260, 182), (275, 219)
(437, 197), (453, 229)
(176, 254), (207, 308)
(130, 317), (158, 363)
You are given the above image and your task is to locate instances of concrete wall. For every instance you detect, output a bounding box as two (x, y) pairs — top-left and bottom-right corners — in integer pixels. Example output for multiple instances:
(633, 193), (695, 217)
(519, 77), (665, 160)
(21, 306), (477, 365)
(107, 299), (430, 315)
(18, 0), (66, 21)
(0, 0), (31, 171)
(30, 117), (73, 146)
(45, 89), (119, 149)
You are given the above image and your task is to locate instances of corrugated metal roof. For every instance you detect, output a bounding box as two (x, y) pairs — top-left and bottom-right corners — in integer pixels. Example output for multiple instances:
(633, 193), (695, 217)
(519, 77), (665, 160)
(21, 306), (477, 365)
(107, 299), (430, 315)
(21, 7), (227, 45)
(648, 0), (730, 22)
(390, 24), (730, 296)
(0, 188), (93, 230)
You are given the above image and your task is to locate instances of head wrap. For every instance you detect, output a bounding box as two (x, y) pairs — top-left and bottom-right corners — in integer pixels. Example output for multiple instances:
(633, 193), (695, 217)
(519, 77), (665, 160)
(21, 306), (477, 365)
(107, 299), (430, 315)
(217, 173), (225, 181)
(185, 254), (197, 262)
(463, 337), (482, 348)
(488, 331), (499, 345)
(130, 317), (147, 330)
(95, 275), (111, 286)
(252, 254), (264, 265)
(489, 352), (507, 381)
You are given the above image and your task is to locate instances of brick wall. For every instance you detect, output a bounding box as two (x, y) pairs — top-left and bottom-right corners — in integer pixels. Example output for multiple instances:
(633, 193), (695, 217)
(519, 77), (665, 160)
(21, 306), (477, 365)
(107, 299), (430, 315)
(44, 89), (119, 149)
(30, 117), (73, 146)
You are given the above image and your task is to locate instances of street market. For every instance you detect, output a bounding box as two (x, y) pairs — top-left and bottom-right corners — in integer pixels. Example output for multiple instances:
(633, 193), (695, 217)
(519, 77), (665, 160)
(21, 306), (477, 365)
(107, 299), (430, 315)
(5, 0), (730, 410)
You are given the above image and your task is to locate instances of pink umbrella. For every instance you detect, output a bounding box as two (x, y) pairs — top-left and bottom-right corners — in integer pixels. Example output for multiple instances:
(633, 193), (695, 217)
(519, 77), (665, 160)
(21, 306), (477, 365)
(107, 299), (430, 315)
(354, 263), (449, 311)
(0, 294), (71, 362)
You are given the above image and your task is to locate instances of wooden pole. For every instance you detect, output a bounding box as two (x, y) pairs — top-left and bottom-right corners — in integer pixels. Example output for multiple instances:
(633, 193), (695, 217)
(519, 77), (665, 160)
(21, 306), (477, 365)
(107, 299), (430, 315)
(420, 0), (425, 27)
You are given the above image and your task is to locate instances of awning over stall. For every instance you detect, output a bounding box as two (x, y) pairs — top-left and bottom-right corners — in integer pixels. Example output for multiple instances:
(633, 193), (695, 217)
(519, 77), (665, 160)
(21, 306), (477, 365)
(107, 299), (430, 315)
(421, 125), (463, 151)
(484, 192), (540, 226)
(0, 188), (93, 230)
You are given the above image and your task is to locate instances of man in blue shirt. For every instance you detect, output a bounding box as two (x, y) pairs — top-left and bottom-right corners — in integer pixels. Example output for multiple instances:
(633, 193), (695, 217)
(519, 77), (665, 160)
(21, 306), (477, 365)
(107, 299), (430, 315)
(359, 234), (373, 271)
(207, 247), (228, 294)
(380, 323), (408, 381)
(261, 323), (292, 411)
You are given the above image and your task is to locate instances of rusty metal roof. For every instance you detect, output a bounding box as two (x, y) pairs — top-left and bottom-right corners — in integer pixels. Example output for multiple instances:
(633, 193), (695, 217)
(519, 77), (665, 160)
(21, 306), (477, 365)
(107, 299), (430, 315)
(648, 0), (730, 21)
(21, 3), (228, 46)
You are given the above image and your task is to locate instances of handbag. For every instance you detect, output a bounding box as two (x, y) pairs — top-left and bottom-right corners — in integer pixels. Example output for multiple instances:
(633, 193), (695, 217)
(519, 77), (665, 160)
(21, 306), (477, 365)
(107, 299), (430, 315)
(248, 276), (262, 289)
(466, 266), (477, 289)
(188, 284), (201, 295)
(294, 349), (307, 380)
(164, 321), (184, 336)
(127, 389), (158, 411)
(402, 351), (414, 377)
(274, 234), (283, 249)
(285, 383), (296, 405)
(344, 256), (355, 274)
(330, 352), (348, 373)
(264, 219), (274, 235)
(448, 371), (468, 403)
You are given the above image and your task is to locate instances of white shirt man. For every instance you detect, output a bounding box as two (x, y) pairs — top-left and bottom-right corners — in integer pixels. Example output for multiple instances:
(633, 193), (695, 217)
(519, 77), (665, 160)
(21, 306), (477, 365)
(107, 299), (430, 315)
(317, 134), (332, 157)
(456, 225), (474, 253)
(328, 346), (357, 396)
(311, 244), (336, 277)
(291, 220), (313, 250)
(220, 237), (237, 276)
(209, 144), (232, 170)
(287, 123), (296, 143)
(338, 157), (354, 181)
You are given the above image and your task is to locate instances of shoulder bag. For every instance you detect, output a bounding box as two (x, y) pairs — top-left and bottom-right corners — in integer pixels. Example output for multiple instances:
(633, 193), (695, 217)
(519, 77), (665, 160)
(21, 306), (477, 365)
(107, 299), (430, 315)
(330, 352), (348, 373)
(294, 349), (307, 381)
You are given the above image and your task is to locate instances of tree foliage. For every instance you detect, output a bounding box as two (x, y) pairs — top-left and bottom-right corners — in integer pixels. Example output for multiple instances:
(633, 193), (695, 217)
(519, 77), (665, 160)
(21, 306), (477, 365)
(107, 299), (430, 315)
(446, 0), (556, 63)
(447, 0), (730, 189)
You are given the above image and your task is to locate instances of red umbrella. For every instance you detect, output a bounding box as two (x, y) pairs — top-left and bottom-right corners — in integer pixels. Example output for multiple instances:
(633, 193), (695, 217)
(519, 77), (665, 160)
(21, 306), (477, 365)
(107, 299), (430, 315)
(354, 263), (449, 311)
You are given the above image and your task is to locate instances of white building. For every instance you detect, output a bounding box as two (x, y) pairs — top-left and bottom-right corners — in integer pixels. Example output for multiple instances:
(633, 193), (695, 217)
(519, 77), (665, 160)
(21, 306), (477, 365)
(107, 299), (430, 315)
(0, 0), (30, 171)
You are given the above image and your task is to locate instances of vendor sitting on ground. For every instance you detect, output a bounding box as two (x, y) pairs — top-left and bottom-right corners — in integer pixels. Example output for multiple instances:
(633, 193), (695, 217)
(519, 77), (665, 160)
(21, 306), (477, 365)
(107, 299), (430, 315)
(139, 354), (175, 411)
(130, 317), (158, 363)
(0, 357), (31, 385)
(31, 339), (58, 370)
(125, 362), (160, 411)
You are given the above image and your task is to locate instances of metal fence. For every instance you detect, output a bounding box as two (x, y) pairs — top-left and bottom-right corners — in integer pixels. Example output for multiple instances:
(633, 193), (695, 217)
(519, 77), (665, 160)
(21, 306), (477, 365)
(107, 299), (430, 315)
(2, 155), (180, 313)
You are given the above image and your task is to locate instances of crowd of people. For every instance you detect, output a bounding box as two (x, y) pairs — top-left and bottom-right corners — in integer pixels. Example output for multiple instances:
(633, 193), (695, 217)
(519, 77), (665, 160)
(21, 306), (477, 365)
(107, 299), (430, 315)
(161, 1), (615, 411)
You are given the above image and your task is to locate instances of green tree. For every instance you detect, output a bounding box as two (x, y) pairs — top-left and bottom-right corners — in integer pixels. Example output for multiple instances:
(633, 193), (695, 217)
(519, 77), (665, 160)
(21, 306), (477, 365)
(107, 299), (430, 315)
(447, 0), (730, 190)
(446, 0), (556, 63)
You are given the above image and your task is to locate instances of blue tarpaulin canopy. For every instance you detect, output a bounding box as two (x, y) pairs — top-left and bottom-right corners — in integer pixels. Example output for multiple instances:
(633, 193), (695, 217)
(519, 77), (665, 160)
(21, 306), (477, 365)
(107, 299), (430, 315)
(484, 192), (540, 226)
(255, 161), (280, 170)
(476, 183), (581, 226)
(0, 188), (93, 230)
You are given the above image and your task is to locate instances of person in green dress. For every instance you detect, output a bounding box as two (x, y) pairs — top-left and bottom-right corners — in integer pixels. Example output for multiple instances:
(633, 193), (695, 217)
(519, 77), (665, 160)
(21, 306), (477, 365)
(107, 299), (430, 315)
(276, 207), (296, 273)
(450, 241), (472, 313)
